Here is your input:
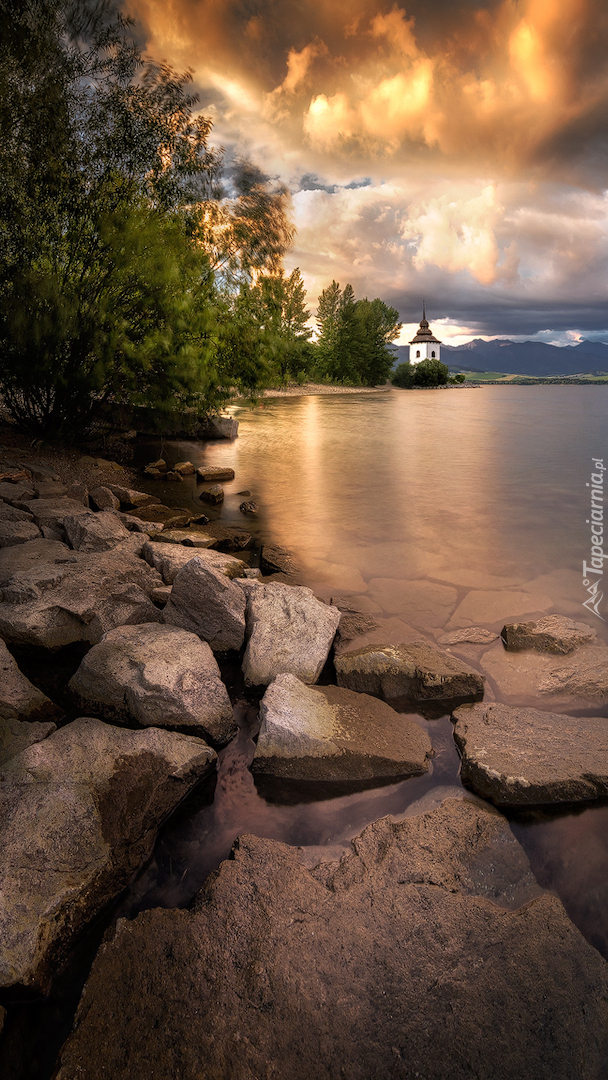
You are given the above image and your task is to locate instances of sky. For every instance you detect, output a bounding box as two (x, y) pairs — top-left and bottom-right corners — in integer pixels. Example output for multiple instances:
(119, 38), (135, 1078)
(126, 0), (608, 345)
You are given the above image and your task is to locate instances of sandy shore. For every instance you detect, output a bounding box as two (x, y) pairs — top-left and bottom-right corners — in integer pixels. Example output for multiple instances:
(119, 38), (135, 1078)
(240, 383), (392, 399)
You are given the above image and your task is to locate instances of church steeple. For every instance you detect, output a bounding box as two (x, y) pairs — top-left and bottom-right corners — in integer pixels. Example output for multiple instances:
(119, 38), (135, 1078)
(408, 303), (442, 364)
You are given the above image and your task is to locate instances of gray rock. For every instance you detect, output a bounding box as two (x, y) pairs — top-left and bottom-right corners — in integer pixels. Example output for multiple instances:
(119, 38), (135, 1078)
(154, 528), (215, 547)
(202, 523), (253, 552)
(0, 481), (35, 505)
(0, 638), (60, 721)
(199, 484), (224, 505)
(129, 504), (191, 527)
(66, 482), (89, 506)
(19, 497), (91, 538)
(0, 503), (35, 522)
(538, 651), (608, 701)
(116, 511), (164, 536)
(502, 614), (597, 654)
(452, 701), (608, 804)
(331, 596), (380, 652)
(0, 520), (41, 547)
(54, 799), (608, 1080)
(107, 486), (161, 509)
(34, 480), (68, 498)
(199, 416), (238, 439)
(438, 627), (499, 645)
(141, 540), (245, 585)
(63, 511), (132, 552)
(259, 543), (298, 575)
(69, 625), (235, 744)
(151, 585), (172, 604)
(0, 717), (216, 992)
(164, 557), (246, 651)
(241, 582), (340, 686)
(89, 486), (120, 511)
(253, 673), (432, 781)
(335, 641), (484, 706)
(0, 715), (57, 767)
(0, 538), (162, 649)
(197, 466), (235, 481)
(243, 567), (261, 579)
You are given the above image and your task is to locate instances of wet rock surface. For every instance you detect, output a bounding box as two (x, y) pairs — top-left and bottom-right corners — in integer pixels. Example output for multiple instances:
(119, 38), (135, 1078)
(438, 626), (499, 645)
(502, 614), (597, 654)
(196, 466), (235, 481)
(452, 701), (608, 805)
(0, 717), (216, 993)
(54, 798), (608, 1080)
(335, 640), (484, 707)
(253, 673), (433, 781)
(164, 557), (247, 651)
(69, 624), (235, 743)
(259, 543), (298, 575)
(242, 582), (340, 686)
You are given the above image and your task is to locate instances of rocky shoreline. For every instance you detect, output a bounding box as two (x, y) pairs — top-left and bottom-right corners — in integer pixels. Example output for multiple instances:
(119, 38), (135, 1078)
(1, 430), (608, 1078)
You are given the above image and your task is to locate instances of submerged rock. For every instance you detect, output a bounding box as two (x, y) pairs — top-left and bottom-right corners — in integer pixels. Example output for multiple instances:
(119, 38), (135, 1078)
(0, 638), (60, 721)
(452, 701), (608, 805)
(199, 484), (224, 505)
(55, 798), (608, 1080)
(253, 673), (432, 781)
(164, 557), (246, 652)
(0, 717), (216, 992)
(196, 466), (235, 482)
(501, 614), (597, 654)
(259, 543), (297, 575)
(335, 640), (484, 707)
(242, 582), (340, 686)
(69, 624), (235, 744)
(538, 652), (608, 702)
(438, 627), (499, 645)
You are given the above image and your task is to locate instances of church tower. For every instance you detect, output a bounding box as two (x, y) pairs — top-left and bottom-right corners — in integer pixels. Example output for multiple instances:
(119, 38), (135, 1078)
(409, 303), (442, 364)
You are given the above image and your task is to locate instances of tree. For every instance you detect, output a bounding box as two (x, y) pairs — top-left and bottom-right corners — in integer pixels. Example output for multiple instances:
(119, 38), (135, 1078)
(392, 358), (450, 388)
(0, 1), (297, 436)
(314, 282), (401, 385)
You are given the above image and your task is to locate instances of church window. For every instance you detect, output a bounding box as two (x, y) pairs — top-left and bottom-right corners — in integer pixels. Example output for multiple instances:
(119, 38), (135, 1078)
(431, 351), (435, 358)
(416, 350), (420, 358)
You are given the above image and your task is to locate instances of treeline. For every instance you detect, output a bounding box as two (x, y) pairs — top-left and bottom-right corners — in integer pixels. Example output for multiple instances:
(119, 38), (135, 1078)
(0, 1), (401, 439)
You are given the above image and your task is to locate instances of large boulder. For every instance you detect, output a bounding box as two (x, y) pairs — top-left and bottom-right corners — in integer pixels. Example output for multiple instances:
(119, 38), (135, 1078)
(0, 538), (162, 649)
(0, 481), (35, 504)
(501, 615), (597, 654)
(18, 497), (92, 537)
(164, 557), (246, 651)
(63, 511), (132, 553)
(538, 649), (608, 702)
(0, 520), (41, 547)
(129, 504), (192, 527)
(253, 673), (432, 781)
(335, 640), (484, 707)
(106, 486), (161, 509)
(0, 638), (60, 721)
(54, 798), (608, 1080)
(0, 717), (216, 992)
(242, 582), (340, 686)
(89, 486), (120, 511)
(0, 716), (56, 768)
(69, 625), (235, 744)
(141, 540), (245, 585)
(452, 702), (608, 805)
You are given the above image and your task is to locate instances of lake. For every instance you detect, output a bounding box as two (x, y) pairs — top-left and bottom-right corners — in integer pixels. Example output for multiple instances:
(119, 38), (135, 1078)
(128, 385), (608, 959)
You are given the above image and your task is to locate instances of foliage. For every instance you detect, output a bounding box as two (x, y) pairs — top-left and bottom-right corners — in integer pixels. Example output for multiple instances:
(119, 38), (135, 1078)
(392, 359), (450, 387)
(0, 0), (297, 436)
(314, 282), (401, 385)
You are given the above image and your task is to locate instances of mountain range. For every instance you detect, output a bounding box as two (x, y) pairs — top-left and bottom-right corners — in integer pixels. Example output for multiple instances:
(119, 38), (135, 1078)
(392, 338), (608, 377)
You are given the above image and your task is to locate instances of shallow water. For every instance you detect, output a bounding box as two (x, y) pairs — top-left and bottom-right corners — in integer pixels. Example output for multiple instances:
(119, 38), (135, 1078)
(129, 385), (608, 959)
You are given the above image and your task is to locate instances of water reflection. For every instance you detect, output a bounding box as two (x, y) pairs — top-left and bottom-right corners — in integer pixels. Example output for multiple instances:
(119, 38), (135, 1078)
(131, 386), (608, 958)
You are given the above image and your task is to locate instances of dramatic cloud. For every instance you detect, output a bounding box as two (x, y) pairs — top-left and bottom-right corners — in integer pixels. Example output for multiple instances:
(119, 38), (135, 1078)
(126, 0), (608, 337)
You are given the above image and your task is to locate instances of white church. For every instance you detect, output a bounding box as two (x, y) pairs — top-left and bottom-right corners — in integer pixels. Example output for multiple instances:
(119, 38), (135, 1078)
(409, 304), (442, 364)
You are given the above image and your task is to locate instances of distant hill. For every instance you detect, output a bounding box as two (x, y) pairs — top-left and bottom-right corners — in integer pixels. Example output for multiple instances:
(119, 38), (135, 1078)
(391, 338), (608, 377)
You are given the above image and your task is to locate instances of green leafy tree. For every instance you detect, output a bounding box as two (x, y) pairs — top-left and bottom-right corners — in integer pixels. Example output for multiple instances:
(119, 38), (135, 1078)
(392, 358), (450, 388)
(314, 282), (401, 385)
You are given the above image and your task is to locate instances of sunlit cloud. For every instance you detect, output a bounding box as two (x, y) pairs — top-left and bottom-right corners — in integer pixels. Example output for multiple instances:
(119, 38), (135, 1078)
(125, 0), (608, 337)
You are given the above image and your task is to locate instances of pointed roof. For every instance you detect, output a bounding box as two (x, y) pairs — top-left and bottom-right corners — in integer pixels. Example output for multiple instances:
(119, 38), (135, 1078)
(409, 303), (442, 345)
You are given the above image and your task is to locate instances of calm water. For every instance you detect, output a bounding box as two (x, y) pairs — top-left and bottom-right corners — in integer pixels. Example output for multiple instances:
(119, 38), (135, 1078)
(130, 385), (608, 956)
